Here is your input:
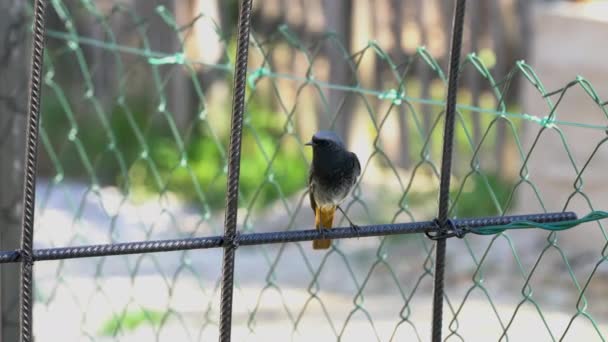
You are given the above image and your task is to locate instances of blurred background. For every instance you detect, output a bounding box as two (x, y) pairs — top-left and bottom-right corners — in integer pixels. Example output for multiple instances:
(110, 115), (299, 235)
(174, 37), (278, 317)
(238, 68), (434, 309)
(2, 0), (608, 340)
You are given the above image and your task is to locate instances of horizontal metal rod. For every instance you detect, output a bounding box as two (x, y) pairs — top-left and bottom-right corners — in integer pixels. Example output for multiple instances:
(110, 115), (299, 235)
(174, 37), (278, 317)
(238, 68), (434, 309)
(0, 212), (576, 264)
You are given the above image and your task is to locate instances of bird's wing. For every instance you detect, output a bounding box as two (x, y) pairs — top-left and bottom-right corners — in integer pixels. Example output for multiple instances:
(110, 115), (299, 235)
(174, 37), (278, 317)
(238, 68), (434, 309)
(308, 171), (317, 212)
(352, 152), (361, 178)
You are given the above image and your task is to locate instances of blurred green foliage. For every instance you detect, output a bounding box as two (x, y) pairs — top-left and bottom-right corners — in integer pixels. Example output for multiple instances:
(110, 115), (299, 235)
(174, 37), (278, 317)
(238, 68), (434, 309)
(451, 173), (514, 218)
(99, 309), (164, 336)
(398, 173), (514, 218)
(40, 92), (309, 211)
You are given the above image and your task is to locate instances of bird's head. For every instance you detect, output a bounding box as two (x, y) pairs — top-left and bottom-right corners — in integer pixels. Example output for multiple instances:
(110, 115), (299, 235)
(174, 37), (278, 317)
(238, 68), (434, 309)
(305, 131), (345, 152)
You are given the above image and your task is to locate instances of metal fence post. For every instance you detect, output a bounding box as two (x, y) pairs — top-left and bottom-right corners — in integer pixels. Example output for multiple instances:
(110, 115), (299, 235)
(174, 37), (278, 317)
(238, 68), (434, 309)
(432, 1), (466, 341)
(19, 0), (48, 340)
(218, 0), (254, 341)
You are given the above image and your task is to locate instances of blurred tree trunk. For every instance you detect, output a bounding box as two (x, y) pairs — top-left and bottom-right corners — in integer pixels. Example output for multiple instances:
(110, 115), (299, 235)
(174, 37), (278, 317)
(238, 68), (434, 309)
(136, 0), (193, 132)
(390, 0), (411, 168)
(291, 0), (315, 140)
(80, 9), (116, 112)
(415, 0), (433, 146)
(516, 0), (531, 86)
(440, 0), (456, 67)
(515, 0), (532, 141)
(322, 0), (353, 144)
(370, 1), (382, 125)
(468, 0), (483, 146)
(491, 0), (507, 176)
(369, 1), (385, 162)
(169, 68), (192, 131)
(170, 0), (195, 133)
(0, 1), (29, 340)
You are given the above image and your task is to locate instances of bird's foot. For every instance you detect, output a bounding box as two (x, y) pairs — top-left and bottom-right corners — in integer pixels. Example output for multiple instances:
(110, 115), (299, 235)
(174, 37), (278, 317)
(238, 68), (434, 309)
(350, 223), (361, 239)
(337, 205), (360, 239)
(319, 227), (331, 240)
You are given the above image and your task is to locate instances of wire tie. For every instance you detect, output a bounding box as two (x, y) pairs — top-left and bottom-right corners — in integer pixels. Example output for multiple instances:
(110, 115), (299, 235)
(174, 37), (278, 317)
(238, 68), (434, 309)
(227, 232), (241, 249)
(148, 53), (185, 65)
(539, 116), (555, 128)
(378, 89), (404, 105)
(21, 251), (34, 267)
(247, 67), (270, 89)
(426, 218), (466, 240)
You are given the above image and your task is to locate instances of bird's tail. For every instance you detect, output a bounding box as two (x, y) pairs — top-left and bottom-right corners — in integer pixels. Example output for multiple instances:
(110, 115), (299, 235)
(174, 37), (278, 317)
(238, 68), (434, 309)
(313, 206), (335, 250)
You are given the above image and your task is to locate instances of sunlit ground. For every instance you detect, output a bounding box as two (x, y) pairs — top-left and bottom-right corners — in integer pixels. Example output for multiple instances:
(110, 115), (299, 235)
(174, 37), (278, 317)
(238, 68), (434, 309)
(31, 180), (608, 341)
(34, 275), (608, 341)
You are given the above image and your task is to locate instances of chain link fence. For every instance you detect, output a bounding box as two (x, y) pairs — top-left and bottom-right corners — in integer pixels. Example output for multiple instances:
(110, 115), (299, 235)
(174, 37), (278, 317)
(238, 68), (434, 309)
(1, 0), (608, 341)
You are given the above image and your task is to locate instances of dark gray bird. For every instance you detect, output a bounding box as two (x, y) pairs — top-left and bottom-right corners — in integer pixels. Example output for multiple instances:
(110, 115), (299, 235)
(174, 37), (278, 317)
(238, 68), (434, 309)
(305, 131), (361, 249)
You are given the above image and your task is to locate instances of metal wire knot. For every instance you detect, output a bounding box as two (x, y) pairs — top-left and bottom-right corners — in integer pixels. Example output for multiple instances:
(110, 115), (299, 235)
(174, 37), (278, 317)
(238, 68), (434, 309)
(426, 218), (467, 240)
(226, 232), (241, 249)
(21, 251), (34, 267)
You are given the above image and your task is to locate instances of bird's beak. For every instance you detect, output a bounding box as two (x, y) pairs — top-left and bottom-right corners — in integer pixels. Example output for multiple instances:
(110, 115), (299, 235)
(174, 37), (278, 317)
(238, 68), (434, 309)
(305, 141), (313, 146)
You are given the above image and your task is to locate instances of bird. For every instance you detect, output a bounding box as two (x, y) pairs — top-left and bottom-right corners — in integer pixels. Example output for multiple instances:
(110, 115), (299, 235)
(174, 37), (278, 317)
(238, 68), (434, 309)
(305, 131), (361, 250)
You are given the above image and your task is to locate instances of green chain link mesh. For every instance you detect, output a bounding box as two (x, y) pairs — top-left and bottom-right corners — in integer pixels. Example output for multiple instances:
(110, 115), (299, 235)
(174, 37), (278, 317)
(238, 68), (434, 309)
(17, 0), (608, 340)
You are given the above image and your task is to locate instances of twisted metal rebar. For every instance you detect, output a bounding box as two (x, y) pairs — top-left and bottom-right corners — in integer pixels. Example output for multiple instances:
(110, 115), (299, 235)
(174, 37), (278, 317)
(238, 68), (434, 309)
(432, 1), (467, 341)
(0, 212), (576, 265)
(19, 0), (48, 340)
(218, 0), (254, 340)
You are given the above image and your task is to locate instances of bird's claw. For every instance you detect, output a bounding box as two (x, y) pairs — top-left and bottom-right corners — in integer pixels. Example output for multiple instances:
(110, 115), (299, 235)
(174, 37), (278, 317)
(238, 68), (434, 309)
(350, 224), (361, 239)
(319, 227), (331, 240)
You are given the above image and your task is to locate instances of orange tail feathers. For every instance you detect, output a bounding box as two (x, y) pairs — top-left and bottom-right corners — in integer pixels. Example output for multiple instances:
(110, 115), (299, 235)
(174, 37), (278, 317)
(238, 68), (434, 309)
(313, 206), (335, 250)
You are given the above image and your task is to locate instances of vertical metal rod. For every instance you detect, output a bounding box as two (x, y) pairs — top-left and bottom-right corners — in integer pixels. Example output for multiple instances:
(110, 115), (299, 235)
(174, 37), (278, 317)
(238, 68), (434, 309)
(218, 0), (254, 341)
(19, 0), (48, 341)
(432, 1), (466, 341)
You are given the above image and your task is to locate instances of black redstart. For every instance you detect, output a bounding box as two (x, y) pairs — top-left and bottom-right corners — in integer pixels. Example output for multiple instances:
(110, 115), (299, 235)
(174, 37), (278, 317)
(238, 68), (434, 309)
(305, 131), (361, 249)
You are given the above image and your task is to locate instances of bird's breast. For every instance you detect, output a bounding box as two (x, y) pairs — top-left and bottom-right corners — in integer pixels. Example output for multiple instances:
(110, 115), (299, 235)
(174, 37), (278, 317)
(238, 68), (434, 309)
(310, 149), (358, 206)
(311, 176), (354, 206)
